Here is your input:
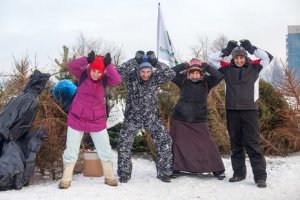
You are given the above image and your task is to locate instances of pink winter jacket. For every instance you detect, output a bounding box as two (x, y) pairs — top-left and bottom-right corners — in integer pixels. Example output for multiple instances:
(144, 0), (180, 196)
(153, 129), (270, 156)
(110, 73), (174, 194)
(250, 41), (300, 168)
(67, 57), (122, 132)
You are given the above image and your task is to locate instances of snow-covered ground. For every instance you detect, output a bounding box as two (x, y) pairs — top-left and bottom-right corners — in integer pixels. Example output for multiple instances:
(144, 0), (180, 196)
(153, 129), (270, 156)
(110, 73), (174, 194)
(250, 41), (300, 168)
(1, 151), (300, 200)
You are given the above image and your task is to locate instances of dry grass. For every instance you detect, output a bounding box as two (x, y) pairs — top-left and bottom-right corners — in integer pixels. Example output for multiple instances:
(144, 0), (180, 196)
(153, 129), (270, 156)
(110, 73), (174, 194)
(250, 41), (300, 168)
(207, 84), (231, 154)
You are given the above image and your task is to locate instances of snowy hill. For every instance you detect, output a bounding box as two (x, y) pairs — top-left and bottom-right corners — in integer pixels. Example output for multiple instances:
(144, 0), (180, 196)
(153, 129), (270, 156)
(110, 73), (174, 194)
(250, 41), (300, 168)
(0, 151), (300, 200)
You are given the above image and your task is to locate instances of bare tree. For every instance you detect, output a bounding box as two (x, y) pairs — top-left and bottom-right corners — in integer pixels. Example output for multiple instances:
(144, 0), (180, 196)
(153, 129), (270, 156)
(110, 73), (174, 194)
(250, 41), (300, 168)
(190, 36), (209, 61)
(190, 34), (229, 61)
(4, 55), (32, 95)
(277, 59), (300, 109)
(53, 33), (126, 81)
(210, 34), (228, 53)
(71, 32), (126, 65)
(112, 44), (124, 67)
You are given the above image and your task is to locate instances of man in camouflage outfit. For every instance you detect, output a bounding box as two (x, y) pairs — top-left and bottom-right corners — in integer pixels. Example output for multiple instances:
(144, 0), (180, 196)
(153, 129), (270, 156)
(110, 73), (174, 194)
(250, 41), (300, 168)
(117, 51), (176, 183)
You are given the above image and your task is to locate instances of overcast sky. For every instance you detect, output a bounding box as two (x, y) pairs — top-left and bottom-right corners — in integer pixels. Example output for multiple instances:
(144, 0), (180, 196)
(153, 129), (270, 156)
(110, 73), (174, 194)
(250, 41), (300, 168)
(0, 0), (299, 73)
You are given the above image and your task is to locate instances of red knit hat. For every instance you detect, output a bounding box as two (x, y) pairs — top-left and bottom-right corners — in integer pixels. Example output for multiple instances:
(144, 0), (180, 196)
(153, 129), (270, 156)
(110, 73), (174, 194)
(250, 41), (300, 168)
(89, 56), (105, 74)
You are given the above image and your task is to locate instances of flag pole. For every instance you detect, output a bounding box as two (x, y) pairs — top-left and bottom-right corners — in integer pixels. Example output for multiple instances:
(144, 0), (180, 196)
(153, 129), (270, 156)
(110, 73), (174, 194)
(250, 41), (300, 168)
(157, 3), (160, 56)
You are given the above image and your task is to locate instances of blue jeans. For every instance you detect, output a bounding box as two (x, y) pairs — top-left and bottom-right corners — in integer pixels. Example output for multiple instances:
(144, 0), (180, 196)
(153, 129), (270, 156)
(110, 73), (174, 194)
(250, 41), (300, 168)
(63, 126), (113, 164)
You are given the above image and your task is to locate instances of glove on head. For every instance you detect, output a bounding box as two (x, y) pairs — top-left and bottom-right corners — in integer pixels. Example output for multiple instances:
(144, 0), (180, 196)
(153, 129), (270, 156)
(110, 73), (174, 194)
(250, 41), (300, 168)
(87, 50), (96, 64)
(221, 40), (238, 57)
(104, 53), (112, 67)
(135, 50), (145, 64)
(239, 39), (257, 55)
(146, 51), (158, 67)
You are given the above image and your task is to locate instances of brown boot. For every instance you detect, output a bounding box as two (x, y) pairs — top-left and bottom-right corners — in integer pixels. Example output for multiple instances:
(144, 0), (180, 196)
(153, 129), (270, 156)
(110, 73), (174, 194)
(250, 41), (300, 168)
(229, 175), (245, 182)
(101, 161), (118, 186)
(58, 163), (75, 189)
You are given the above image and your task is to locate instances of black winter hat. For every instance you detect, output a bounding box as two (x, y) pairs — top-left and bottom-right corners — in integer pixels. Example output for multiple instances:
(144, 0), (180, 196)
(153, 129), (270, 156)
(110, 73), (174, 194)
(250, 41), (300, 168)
(231, 46), (247, 58)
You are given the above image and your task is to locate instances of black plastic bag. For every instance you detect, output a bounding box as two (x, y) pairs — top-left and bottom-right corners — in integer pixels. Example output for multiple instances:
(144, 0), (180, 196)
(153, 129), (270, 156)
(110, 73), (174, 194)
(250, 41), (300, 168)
(0, 70), (49, 190)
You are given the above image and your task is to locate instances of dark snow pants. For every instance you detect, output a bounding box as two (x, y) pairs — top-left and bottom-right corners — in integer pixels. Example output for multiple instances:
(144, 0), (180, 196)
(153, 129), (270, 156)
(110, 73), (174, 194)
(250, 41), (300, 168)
(226, 110), (267, 181)
(117, 118), (173, 180)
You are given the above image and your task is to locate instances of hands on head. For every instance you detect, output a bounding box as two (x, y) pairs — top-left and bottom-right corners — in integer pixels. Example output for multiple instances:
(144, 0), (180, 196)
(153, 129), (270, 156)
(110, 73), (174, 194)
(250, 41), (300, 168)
(135, 50), (157, 66)
(87, 50), (112, 67)
(222, 39), (256, 57)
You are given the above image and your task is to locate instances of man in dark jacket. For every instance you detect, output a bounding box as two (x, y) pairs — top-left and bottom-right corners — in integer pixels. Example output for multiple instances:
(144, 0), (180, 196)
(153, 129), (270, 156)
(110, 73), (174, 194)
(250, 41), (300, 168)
(117, 51), (176, 183)
(209, 39), (273, 188)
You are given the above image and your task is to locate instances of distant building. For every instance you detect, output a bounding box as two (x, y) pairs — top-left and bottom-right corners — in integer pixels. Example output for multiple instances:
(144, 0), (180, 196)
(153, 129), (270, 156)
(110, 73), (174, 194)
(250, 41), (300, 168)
(287, 25), (300, 80)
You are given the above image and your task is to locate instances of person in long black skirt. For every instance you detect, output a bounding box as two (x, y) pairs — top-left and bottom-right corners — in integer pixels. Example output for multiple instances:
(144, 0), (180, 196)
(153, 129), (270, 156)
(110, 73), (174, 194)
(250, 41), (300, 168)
(170, 58), (225, 180)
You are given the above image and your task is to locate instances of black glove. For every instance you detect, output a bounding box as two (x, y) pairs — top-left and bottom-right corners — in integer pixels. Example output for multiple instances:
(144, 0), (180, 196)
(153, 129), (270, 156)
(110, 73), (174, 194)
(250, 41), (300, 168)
(240, 39), (257, 54)
(135, 50), (145, 64)
(183, 62), (190, 69)
(201, 62), (209, 70)
(104, 53), (112, 67)
(146, 51), (157, 67)
(87, 50), (95, 64)
(221, 40), (238, 57)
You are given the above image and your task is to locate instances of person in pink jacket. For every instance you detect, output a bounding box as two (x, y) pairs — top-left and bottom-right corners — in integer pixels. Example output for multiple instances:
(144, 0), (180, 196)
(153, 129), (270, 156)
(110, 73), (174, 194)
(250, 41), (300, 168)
(59, 51), (122, 189)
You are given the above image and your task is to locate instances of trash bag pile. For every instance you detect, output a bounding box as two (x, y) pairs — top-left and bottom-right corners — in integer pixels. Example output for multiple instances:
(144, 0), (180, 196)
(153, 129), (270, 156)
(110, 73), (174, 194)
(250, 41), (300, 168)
(0, 70), (50, 191)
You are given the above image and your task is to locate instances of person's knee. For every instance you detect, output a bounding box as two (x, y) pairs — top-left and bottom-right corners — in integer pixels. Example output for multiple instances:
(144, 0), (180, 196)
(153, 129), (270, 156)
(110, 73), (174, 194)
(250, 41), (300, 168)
(63, 151), (79, 163)
(100, 154), (113, 162)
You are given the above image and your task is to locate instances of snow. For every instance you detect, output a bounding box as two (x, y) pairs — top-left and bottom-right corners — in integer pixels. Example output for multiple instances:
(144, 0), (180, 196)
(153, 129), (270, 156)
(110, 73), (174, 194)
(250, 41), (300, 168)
(1, 152), (300, 200)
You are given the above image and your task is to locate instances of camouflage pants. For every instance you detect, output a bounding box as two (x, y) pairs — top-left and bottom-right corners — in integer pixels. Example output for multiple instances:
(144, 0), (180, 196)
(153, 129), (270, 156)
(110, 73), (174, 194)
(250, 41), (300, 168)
(117, 117), (173, 180)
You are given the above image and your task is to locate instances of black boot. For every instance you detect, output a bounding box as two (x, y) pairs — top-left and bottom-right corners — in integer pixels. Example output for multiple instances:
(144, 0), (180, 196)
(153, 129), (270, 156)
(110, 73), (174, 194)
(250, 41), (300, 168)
(213, 171), (226, 180)
(229, 176), (245, 182)
(157, 175), (171, 182)
(170, 170), (181, 178)
(256, 179), (267, 188)
(119, 176), (130, 183)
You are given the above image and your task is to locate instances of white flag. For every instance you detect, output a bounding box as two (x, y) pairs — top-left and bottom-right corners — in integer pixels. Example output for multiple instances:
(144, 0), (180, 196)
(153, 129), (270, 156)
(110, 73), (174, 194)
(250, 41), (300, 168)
(157, 3), (178, 67)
